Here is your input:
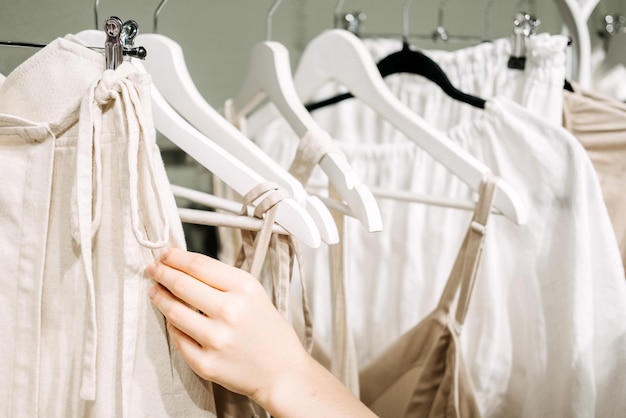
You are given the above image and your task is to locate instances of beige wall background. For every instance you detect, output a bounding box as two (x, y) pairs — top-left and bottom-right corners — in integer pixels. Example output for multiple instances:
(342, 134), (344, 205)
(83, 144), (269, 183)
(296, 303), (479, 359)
(1, 0), (624, 109)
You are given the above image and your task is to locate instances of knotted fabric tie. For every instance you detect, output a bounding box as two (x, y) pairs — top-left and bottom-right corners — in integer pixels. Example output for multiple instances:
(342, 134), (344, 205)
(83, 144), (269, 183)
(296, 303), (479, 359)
(288, 129), (342, 184)
(235, 182), (314, 351)
(72, 62), (170, 401)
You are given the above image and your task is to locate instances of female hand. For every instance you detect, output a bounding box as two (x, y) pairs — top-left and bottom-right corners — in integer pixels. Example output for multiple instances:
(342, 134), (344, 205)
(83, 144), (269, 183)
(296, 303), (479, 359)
(147, 247), (309, 402)
(147, 247), (377, 418)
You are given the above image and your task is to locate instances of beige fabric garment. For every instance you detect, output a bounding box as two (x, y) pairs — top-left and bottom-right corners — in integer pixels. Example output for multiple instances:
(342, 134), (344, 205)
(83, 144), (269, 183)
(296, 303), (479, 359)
(563, 83), (626, 273)
(213, 182), (313, 418)
(359, 174), (497, 418)
(287, 128), (360, 397)
(0, 37), (216, 417)
(217, 103), (355, 391)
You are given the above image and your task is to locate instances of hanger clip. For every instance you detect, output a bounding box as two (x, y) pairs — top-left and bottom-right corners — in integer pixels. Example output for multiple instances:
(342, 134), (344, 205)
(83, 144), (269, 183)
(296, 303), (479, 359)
(339, 11), (367, 37)
(508, 11), (540, 70)
(104, 16), (147, 70)
(104, 17), (124, 70)
(120, 19), (147, 61)
(599, 14), (625, 41)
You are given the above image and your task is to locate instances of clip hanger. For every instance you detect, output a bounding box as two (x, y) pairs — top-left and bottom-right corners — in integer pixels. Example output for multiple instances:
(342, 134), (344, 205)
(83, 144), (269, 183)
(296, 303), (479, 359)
(508, 10), (540, 70)
(0, 16), (146, 71)
(104, 17), (123, 70)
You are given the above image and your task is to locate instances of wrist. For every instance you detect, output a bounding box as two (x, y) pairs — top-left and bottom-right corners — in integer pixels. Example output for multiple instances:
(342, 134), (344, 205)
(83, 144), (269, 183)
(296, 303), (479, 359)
(253, 347), (319, 416)
(253, 349), (375, 418)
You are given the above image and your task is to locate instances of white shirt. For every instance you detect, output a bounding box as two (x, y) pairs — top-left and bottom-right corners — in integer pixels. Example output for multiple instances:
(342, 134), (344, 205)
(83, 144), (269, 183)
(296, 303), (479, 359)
(253, 35), (626, 417)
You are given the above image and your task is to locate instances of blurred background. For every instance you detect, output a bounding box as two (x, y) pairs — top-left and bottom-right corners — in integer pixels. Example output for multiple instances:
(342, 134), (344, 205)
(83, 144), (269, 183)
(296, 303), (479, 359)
(1, 0), (624, 107)
(1, 0), (625, 253)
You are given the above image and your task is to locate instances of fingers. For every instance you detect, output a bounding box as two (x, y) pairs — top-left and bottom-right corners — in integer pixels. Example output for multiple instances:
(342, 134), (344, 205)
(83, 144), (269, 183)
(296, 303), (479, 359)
(167, 322), (223, 383)
(149, 260), (220, 317)
(159, 247), (241, 291)
(150, 283), (212, 346)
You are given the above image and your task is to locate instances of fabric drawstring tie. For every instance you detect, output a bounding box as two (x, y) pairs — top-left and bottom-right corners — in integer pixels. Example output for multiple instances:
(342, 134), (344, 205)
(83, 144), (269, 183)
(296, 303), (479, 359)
(235, 182), (314, 351)
(72, 63), (170, 401)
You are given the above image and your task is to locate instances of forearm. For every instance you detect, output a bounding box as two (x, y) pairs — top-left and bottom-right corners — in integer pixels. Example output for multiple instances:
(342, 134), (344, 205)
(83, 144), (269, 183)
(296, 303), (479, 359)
(256, 351), (378, 418)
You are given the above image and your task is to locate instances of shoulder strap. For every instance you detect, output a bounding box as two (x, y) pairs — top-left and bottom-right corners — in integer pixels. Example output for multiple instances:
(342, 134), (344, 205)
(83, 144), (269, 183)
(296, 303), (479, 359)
(436, 173), (498, 329)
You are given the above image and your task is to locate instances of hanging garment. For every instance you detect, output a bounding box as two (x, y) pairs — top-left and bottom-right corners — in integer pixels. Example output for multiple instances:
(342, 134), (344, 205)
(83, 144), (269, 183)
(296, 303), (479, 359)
(212, 181), (314, 418)
(305, 33), (569, 131)
(220, 99), (360, 395)
(359, 174), (496, 418)
(0, 37), (217, 417)
(254, 93), (626, 417)
(286, 128), (361, 396)
(562, 81), (626, 273)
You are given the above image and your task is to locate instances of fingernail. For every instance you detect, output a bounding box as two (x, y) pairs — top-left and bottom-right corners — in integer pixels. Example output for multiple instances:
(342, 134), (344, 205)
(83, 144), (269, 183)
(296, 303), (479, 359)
(148, 285), (158, 299)
(160, 247), (170, 261)
(147, 262), (157, 276)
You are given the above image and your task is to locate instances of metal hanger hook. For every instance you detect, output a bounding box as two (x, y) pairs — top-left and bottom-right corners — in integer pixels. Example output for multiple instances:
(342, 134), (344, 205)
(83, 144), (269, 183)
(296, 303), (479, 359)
(94, 0), (100, 30)
(431, 0), (450, 42)
(334, 0), (345, 28)
(266, 0), (284, 41)
(436, 0), (450, 28)
(402, 0), (414, 43)
(153, 0), (169, 33)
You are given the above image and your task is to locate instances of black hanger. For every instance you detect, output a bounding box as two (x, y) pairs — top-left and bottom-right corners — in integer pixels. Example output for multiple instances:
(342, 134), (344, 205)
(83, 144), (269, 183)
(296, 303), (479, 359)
(305, 40), (486, 112)
(376, 41), (486, 108)
(563, 79), (574, 92)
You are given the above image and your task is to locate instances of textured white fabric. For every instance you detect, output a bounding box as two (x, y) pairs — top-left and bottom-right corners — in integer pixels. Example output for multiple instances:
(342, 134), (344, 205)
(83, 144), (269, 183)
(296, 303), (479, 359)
(361, 34), (569, 129)
(253, 37), (626, 417)
(0, 37), (216, 417)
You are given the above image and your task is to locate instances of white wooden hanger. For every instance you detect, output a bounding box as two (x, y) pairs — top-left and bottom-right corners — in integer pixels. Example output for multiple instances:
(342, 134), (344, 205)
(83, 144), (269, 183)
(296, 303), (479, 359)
(133, 0), (339, 245)
(228, 0), (382, 233)
(172, 184), (292, 235)
(73, 27), (322, 248)
(552, 0), (600, 88)
(296, 29), (527, 225)
(248, 28), (528, 225)
(132, 36), (338, 245)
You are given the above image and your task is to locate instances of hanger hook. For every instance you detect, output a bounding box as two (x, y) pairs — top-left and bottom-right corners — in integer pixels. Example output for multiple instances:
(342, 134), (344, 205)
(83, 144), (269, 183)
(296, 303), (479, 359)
(334, 0), (345, 28)
(94, 0), (100, 30)
(402, 0), (413, 44)
(266, 0), (284, 41)
(153, 0), (169, 33)
(431, 0), (450, 42)
(436, 0), (450, 28)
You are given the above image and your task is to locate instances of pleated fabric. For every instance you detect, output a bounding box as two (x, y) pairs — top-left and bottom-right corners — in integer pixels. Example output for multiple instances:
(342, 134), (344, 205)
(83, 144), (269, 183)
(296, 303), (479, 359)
(253, 35), (626, 417)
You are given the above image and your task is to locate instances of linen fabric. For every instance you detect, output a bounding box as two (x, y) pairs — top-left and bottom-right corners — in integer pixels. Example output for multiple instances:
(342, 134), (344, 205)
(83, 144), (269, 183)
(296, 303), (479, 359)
(212, 181), (314, 418)
(254, 33), (626, 417)
(360, 174), (497, 418)
(286, 128), (360, 396)
(220, 97), (360, 395)
(0, 37), (217, 417)
(254, 90), (626, 417)
(562, 81), (626, 272)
